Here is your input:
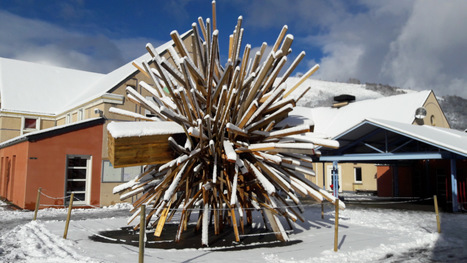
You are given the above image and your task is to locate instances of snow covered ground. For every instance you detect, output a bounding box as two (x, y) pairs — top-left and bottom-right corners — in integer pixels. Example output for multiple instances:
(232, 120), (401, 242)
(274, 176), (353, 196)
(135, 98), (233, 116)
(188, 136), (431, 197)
(1, 199), (466, 263)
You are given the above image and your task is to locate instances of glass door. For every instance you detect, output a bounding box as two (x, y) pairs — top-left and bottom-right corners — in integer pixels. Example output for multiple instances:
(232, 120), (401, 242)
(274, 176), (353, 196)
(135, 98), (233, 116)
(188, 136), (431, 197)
(66, 155), (91, 205)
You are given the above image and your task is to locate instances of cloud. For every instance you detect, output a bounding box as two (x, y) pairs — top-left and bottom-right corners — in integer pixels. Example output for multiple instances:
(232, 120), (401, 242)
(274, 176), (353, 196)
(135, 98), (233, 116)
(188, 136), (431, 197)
(237, 0), (346, 32)
(381, 1), (467, 97)
(0, 10), (159, 73)
(293, 0), (467, 98)
(303, 1), (414, 83)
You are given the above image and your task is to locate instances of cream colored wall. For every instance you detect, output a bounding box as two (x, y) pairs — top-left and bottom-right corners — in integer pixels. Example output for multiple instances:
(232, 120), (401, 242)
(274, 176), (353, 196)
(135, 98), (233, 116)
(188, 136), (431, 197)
(0, 116), (21, 142)
(424, 92), (450, 128)
(56, 117), (66, 126)
(99, 182), (124, 206)
(313, 162), (377, 192)
(0, 115), (55, 142)
(41, 119), (55, 129)
(342, 163), (377, 191)
(412, 91), (450, 128)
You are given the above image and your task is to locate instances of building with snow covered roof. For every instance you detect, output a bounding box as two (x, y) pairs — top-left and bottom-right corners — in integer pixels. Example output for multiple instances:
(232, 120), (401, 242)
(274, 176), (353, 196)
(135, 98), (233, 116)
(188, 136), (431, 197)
(319, 118), (467, 211)
(293, 89), (466, 211)
(0, 31), (193, 208)
(281, 89), (450, 195)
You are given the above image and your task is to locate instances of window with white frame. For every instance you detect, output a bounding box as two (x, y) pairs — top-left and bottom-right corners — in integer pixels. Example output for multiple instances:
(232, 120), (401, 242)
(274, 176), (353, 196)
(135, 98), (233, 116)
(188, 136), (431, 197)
(354, 167), (362, 183)
(77, 109), (84, 121)
(66, 113), (71, 124)
(22, 117), (40, 134)
(102, 160), (142, 183)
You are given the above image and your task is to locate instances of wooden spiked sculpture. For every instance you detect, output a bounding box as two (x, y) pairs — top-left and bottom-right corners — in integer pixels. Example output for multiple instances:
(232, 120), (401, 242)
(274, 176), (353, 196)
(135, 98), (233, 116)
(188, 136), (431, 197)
(108, 1), (344, 246)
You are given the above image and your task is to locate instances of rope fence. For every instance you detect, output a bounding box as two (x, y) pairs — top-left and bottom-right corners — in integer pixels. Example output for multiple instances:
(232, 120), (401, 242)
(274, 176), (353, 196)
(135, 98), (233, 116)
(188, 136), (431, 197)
(29, 187), (443, 259)
(342, 196), (434, 205)
(35, 190), (439, 213)
(40, 191), (73, 200)
(37, 190), (102, 209)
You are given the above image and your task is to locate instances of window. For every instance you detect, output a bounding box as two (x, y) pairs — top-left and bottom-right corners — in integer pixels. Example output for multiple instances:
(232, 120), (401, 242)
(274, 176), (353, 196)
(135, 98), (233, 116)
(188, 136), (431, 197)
(66, 113), (71, 124)
(24, 118), (37, 129)
(22, 117), (40, 135)
(102, 160), (142, 182)
(354, 167), (362, 183)
(77, 109), (84, 121)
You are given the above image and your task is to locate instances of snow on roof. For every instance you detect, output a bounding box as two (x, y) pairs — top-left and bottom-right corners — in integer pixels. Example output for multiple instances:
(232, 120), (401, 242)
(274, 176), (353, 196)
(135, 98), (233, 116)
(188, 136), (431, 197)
(59, 52), (153, 113)
(107, 121), (184, 138)
(0, 117), (105, 149)
(0, 57), (104, 114)
(282, 77), (387, 107)
(0, 30), (192, 115)
(60, 31), (192, 114)
(356, 118), (467, 157)
(277, 106), (314, 128)
(307, 90), (432, 138)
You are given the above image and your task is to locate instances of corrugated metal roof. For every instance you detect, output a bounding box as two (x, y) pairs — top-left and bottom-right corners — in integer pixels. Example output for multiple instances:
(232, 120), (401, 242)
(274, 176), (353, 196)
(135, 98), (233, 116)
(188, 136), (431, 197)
(363, 118), (467, 157)
(327, 118), (467, 159)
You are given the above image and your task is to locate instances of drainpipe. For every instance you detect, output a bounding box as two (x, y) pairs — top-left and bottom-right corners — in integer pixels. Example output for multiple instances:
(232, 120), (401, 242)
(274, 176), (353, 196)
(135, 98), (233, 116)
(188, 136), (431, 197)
(451, 159), (459, 212)
(322, 162), (326, 189)
(332, 161), (339, 198)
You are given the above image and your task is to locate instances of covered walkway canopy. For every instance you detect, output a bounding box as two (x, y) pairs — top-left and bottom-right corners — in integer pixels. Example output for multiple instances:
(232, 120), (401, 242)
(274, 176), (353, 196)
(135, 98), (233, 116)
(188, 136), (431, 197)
(319, 118), (467, 211)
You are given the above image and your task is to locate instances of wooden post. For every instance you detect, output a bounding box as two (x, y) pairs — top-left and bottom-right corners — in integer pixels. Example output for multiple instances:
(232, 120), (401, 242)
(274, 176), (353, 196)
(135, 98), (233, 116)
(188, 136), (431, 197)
(139, 204), (146, 263)
(434, 195), (441, 233)
(334, 199), (339, 252)
(33, 187), (42, 221)
(321, 203), (324, 220)
(63, 192), (74, 239)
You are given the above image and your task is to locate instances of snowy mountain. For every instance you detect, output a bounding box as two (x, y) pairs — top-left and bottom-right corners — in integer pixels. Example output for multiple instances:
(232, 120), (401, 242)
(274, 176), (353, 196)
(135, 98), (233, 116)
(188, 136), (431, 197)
(438, 95), (467, 131)
(286, 77), (467, 131)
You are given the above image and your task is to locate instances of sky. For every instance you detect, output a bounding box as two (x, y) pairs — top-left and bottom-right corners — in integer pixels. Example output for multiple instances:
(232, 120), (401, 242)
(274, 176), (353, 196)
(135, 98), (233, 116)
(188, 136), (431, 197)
(0, 0), (466, 98)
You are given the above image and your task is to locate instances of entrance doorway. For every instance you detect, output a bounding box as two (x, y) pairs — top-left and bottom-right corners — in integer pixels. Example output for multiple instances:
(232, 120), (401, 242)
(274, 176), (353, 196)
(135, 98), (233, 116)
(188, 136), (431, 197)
(326, 164), (342, 192)
(65, 155), (92, 205)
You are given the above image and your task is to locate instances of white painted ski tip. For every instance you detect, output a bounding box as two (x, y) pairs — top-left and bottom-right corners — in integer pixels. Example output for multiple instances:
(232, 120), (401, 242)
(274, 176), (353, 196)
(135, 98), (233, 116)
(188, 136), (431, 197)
(213, 29), (219, 35)
(170, 30), (178, 35)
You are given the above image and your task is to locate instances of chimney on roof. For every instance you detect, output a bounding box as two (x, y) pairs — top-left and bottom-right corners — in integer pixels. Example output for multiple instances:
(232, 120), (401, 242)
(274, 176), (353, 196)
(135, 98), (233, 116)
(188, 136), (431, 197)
(332, 94), (356, 108)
